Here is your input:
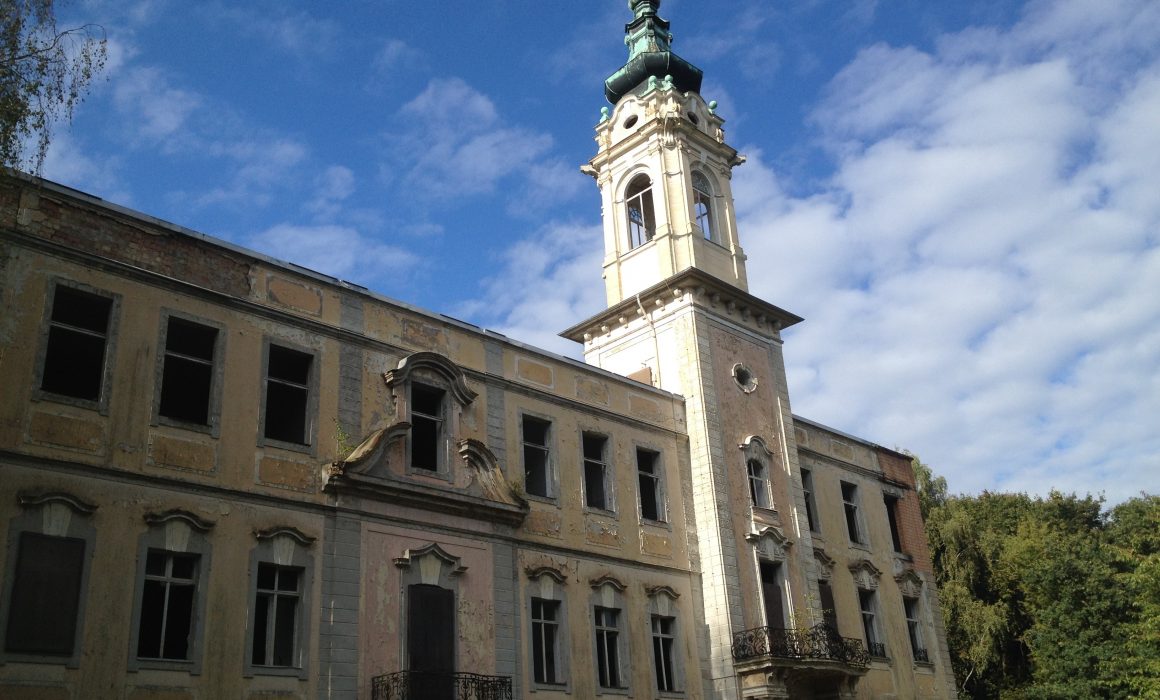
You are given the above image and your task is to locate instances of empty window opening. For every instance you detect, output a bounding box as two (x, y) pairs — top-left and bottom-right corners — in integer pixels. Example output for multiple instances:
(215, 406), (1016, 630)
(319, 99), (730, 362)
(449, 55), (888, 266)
(801, 469), (818, 532)
(251, 563), (301, 667)
(522, 416), (551, 497)
(137, 551), (197, 660)
(625, 175), (656, 249)
(594, 606), (622, 689)
(818, 580), (838, 630)
(159, 318), (217, 425)
(748, 459), (770, 509)
(41, 285), (112, 401)
(651, 615), (677, 692)
(760, 561), (786, 629)
(692, 171), (715, 241)
(410, 383), (445, 471)
(637, 448), (663, 522)
(4, 532), (85, 656)
(842, 482), (863, 544)
(885, 495), (904, 552)
(859, 589), (884, 658)
(904, 596), (926, 660)
(531, 599), (562, 685)
(264, 345), (312, 444)
(583, 433), (610, 510)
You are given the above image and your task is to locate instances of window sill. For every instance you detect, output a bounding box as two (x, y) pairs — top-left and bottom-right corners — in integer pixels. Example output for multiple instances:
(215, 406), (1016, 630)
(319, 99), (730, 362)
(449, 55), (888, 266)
(847, 541), (871, 553)
(130, 658), (200, 674)
(32, 388), (107, 415)
(525, 493), (559, 507)
(640, 517), (671, 530)
(584, 507), (618, 519)
(244, 665), (308, 679)
(596, 685), (631, 696)
(155, 415), (218, 437)
(258, 436), (315, 456)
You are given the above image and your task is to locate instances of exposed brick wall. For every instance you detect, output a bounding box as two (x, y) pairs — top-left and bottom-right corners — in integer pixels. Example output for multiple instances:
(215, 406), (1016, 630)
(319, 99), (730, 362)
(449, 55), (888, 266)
(3, 178), (252, 298)
(878, 450), (934, 574)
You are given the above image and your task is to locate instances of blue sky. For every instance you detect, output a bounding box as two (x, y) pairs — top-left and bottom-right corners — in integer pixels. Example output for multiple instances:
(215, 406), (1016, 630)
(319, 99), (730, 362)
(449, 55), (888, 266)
(42, 0), (1160, 504)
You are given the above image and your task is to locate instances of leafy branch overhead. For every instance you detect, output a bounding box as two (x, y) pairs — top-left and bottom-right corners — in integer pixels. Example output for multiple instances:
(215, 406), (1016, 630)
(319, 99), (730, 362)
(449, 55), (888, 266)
(1, 0), (107, 172)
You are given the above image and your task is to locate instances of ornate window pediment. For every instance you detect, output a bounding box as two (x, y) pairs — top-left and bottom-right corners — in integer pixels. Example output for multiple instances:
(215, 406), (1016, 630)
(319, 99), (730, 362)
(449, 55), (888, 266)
(394, 542), (468, 581)
(144, 509), (215, 532)
(896, 568), (924, 598)
(746, 526), (793, 562)
(849, 558), (883, 590)
(814, 547), (836, 581)
(590, 574), (627, 591)
(384, 352), (476, 406)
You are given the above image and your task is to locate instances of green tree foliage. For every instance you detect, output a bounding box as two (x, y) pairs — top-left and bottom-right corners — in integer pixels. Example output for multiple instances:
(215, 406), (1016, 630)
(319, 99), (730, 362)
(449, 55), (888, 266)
(917, 459), (1160, 699)
(1, 0), (106, 172)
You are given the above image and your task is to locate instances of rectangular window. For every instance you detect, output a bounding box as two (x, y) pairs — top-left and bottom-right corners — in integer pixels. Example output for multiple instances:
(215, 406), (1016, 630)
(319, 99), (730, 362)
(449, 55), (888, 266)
(40, 285), (113, 401)
(760, 561), (785, 629)
(410, 383), (445, 471)
(818, 580), (838, 631)
(583, 433), (610, 510)
(264, 344), (312, 445)
(594, 606), (621, 689)
(637, 448), (664, 522)
(522, 416), (551, 497)
(801, 469), (818, 532)
(651, 615), (677, 692)
(748, 459), (770, 509)
(251, 563), (301, 667)
(4, 532), (85, 656)
(885, 495), (904, 552)
(159, 317), (218, 426)
(859, 589), (885, 658)
(842, 482), (862, 544)
(904, 596), (927, 662)
(531, 599), (562, 685)
(137, 551), (198, 660)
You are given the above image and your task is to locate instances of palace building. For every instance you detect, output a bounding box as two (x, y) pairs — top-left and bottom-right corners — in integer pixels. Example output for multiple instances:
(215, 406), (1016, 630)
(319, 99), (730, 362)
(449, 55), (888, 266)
(0, 2), (956, 698)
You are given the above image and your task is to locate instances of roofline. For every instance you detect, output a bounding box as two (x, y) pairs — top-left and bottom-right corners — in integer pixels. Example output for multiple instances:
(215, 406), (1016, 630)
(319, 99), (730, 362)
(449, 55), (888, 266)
(792, 414), (913, 461)
(3, 169), (685, 403)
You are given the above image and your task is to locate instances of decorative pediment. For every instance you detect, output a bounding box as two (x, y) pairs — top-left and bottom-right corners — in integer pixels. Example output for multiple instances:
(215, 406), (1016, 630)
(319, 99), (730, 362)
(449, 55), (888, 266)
(814, 547), (836, 580)
(895, 568), (924, 598)
(458, 439), (527, 508)
(849, 558), (883, 590)
(739, 435), (775, 458)
(525, 565), (567, 584)
(590, 574), (627, 591)
(254, 526), (316, 546)
(18, 491), (97, 515)
(328, 421), (410, 477)
(646, 584), (680, 601)
(394, 542), (467, 577)
(144, 509), (215, 532)
(384, 352), (477, 406)
(746, 526), (793, 562)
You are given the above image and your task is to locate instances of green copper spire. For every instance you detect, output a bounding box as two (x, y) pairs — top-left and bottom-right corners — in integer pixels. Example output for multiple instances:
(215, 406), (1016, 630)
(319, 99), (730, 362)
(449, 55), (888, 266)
(604, 0), (703, 104)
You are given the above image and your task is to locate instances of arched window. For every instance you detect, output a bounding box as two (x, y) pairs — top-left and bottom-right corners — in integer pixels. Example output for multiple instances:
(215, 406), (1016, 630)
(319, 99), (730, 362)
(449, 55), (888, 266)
(691, 171), (715, 242)
(625, 174), (656, 249)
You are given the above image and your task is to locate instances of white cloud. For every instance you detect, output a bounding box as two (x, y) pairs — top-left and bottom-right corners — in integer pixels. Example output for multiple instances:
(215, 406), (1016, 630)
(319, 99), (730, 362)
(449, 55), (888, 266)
(113, 66), (202, 141)
(245, 224), (420, 287)
(733, 2), (1160, 504)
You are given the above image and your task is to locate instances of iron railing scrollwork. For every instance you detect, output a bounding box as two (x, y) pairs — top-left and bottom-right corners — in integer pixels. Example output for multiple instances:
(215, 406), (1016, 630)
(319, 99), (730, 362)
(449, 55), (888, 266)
(371, 671), (513, 700)
(913, 647), (930, 663)
(731, 624), (871, 668)
(867, 641), (888, 659)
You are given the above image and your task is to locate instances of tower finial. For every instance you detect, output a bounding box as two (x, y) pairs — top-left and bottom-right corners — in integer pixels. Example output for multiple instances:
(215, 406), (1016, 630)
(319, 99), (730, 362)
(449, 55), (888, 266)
(605, 0), (702, 104)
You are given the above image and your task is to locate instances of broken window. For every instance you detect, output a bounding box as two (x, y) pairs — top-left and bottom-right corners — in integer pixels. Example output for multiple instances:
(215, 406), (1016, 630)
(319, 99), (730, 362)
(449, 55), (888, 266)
(158, 317), (218, 426)
(251, 563), (301, 667)
(40, 284), (113, 401)
(531, 599), (563, 685)
(801, 468), (818, 532)
(263, 344), (313, 445)
(410, 383), (445, 471)
(136, 551), (198, 660)
(748, 459), (770, 509)
(884, 494), (904, 552)
(594, 606), (622, 689)
(842, 482), (863, 544)
(692, 171), (716, 241)
(625, 174), (656, 248)
(651, 615), (677, 692)
(637, 448), (664, 522)
(583, 433), (610, 510)
(522, 415), (551, 498)
(818, 580), (838, 630)
(4, 532), (85, 656)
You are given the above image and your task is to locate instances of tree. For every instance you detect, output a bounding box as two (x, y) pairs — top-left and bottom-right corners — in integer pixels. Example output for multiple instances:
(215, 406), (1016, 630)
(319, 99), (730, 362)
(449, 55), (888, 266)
(1, 0), (106, 172)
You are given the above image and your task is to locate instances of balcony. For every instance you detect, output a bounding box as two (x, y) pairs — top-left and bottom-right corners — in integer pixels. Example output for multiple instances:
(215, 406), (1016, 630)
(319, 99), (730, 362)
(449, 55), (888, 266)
(731, 624), (870, 668)
(371, 671), (513, 700)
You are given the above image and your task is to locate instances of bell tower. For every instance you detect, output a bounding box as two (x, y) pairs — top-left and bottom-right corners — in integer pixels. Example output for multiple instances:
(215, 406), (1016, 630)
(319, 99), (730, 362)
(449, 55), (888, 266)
(582, 0), (749, 306)
(565, 3), (824, 699)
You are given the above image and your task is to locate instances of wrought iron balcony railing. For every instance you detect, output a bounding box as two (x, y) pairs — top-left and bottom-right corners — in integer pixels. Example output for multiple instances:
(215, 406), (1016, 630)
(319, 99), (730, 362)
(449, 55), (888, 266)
(732, 625), (871, 668)
(867, 641), (888, 659)
(371, 671), (513, 700)
(913, 647), (930, 663)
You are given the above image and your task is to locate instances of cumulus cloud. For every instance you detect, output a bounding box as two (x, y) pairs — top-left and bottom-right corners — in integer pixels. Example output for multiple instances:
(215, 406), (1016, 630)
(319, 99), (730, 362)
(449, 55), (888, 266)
(733, 0), (1160, 503)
